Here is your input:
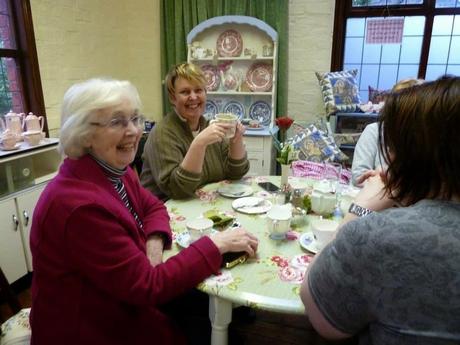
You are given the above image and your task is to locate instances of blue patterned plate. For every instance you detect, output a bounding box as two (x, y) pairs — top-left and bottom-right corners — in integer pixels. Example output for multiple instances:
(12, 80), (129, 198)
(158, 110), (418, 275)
(223, 100), (245, 120)
(204, 100), (218, 120)
(249, 101), (271, 126)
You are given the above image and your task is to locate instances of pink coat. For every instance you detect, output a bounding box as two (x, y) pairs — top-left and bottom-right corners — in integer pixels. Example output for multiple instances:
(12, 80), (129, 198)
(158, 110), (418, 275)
(30, 155), (221, 345)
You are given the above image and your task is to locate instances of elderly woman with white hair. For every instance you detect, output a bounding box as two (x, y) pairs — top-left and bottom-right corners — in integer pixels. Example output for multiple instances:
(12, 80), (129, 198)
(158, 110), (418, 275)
(29, 78), (258, 345)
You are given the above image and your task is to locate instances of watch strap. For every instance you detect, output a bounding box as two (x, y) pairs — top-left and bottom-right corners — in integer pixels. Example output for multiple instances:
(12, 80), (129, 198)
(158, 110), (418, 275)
(348, 202), (373, 217)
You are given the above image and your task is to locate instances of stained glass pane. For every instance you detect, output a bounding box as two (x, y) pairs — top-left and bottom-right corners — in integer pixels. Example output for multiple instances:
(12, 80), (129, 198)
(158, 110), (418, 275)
(353, 0), (423, 7)
(0, 0), (16, 49)
(436, 0), (460, 8)
(0, 58), (24, 116)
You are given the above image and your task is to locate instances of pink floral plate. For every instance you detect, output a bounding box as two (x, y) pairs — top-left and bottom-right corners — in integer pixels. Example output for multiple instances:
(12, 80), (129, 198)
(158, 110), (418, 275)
(216, 29), (243, 57)
(246, 63), (273, 92)
(201, 64), (220, 91)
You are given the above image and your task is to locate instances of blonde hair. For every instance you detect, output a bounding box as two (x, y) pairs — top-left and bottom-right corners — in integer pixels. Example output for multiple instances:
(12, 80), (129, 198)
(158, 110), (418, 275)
(391, 78), (424, 92)
(165, 63), (207, 103)
(59, 78), (142, 158)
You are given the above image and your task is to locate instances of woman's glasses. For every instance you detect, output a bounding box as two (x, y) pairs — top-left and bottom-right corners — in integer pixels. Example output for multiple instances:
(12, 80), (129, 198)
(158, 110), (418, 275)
(90, 115), (145, 130)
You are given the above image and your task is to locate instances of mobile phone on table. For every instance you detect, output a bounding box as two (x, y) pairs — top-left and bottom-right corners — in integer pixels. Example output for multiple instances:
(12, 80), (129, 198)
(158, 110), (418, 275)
(257, 182), (280, 192)
(221, 252), (248, 269)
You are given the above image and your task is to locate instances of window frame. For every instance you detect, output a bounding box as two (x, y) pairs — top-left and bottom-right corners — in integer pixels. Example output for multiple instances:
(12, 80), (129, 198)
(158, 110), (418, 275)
(0, 0), (47, 135)
(331, 0), (460, 79)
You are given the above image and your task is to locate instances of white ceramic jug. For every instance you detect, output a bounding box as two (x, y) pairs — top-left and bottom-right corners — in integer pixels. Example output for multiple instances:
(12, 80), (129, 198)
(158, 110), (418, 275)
(3, 111), (23, 140)
(24, 112), (44, 133)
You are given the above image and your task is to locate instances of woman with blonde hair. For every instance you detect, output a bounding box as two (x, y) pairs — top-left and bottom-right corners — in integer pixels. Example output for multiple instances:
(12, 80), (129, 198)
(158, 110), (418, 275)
(140, 63), (249, 199)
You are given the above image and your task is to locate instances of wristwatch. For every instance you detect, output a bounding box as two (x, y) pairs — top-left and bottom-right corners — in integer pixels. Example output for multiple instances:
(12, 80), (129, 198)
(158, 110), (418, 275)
(348, 202), (373, 217)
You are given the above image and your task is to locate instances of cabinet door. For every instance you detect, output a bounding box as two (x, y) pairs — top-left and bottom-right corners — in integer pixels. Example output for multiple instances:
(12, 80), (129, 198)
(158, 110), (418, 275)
(0, 198), (28, 283)
(247, 152), (264, 176)
(16, 184), (46, 272)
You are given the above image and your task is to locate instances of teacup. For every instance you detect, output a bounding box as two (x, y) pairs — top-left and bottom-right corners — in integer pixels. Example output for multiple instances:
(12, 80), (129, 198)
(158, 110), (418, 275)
(311, 219), (339, 250)
(211, 113), (237, 138)
(267, 204), (292, 240)
(22, 131), (42, 146)
(186, 218), (214, 242)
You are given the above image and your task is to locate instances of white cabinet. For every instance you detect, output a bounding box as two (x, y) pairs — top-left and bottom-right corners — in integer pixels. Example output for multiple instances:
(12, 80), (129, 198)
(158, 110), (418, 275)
(0, 184), (45, 282)
(0, 138), (60, 283)
(187, 16), (278, 126)
(0, 197), (28, 283)
(244, 132), (276, 176)
(187, 16), (279, 176)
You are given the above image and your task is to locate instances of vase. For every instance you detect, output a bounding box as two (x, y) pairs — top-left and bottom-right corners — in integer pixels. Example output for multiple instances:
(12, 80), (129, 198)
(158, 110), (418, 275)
(280, 164), (290, 187)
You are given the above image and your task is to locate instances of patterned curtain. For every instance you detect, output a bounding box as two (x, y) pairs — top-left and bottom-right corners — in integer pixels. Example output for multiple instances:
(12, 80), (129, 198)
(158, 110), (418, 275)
(160, 0), (288, 116)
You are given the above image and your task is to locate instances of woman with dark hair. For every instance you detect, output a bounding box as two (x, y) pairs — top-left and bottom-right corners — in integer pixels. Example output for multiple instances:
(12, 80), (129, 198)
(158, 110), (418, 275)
(301, 76), (460, 344)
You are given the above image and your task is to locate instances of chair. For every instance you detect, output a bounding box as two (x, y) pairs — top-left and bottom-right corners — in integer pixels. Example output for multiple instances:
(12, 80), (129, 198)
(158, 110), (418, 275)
(0, 268), (30, 345)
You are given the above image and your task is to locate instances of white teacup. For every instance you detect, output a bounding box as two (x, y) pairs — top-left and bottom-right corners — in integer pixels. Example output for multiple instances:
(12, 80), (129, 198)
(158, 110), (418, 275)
(267, 204), (292, 240)
(311, 219), (339, 250)
(186, 218), (214, 242)
(211, 113), (237, 138)
(22, 131), (42, 146)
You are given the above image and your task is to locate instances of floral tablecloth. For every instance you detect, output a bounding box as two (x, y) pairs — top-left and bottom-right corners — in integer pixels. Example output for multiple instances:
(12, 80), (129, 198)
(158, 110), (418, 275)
(164, 175), (320, 314)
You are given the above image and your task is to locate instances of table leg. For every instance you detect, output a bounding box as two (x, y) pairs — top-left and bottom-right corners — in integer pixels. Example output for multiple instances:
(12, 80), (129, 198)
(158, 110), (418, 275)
(209, 296), (233, 345)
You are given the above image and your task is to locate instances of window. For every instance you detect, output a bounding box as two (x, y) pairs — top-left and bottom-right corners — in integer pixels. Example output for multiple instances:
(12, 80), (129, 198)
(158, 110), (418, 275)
(332, 0), (460, 101)
(0, 0), (46, 133)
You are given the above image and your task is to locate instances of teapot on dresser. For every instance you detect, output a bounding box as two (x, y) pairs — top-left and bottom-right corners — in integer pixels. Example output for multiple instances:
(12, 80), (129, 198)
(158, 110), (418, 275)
(1, 111), (24, 141)
(23, 112), (44, 133)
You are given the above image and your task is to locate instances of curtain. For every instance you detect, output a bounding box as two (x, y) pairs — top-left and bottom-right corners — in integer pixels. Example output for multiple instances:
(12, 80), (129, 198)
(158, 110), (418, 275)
(160, 0), (288, 116)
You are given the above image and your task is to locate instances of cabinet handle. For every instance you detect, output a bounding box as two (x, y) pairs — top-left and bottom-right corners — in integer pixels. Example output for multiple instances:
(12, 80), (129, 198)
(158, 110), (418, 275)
(12, 215), (19, 231)
(23, 211), (29, 226)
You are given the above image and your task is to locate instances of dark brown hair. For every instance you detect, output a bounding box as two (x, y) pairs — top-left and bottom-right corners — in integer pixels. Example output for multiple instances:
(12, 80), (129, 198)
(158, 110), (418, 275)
(379, 75), (460, 204)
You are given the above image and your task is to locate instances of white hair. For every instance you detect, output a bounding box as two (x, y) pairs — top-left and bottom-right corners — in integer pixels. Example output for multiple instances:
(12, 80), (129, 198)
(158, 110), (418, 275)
(58, 78), (142, 158)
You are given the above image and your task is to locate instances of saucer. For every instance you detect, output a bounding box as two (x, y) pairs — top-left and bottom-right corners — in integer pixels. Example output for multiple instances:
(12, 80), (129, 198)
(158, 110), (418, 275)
(217, 184), (253, 198)
(299, 232), (320, 254)
(232, 197), (272, 214)
(245, 125), (264, 131)
(176, 229), (218, 248)
(0, 143), (21, 151)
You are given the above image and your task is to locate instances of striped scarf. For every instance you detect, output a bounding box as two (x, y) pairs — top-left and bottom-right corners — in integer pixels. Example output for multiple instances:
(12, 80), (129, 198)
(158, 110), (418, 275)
(90, 154), (143, 229)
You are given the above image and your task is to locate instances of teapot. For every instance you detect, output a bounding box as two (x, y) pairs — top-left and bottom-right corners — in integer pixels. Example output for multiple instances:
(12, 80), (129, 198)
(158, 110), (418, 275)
(23, 112), (44, 133)
(311, 180), (337, 215)
(220, 66), (241, 91)
(2, 111), (24, 140)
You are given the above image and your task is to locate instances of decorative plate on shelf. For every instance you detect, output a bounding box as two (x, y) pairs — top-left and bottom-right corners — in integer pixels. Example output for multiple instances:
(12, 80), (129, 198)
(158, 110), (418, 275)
(216, 29), (243, 57)
(249, 101), (271, 126)
(246, 63), (273, 92)
(223, 100), (245, 120)
(204, 100), (218, 120)
(201, 64), (220, 91)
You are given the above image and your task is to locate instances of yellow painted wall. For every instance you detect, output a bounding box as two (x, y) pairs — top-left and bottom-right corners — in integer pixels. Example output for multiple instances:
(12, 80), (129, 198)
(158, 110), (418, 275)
(30, 0), (163, 137)
(288, 0), (335, 123)
(31, 0), (335, 135)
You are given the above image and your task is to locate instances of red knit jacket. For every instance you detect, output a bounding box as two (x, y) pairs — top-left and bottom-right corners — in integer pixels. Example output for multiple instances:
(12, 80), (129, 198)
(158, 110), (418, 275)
(30, 155), (221, 345)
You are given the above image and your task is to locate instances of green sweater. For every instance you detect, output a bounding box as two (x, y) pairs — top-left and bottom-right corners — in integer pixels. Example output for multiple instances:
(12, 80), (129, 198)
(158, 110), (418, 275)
(140, 112), (249, 199)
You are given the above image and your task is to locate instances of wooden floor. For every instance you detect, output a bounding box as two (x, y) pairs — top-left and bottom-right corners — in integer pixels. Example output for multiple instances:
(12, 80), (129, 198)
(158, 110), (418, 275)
(1, 284), (358, 345)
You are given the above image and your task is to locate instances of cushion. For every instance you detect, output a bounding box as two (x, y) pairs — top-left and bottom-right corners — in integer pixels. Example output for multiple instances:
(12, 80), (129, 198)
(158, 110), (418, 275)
(368, 85), (389, 104)
(287, 124), (348, 163)
(0, 308), (31, 345)
(315, 69), (361, 115)
(291, 160), (352, 185)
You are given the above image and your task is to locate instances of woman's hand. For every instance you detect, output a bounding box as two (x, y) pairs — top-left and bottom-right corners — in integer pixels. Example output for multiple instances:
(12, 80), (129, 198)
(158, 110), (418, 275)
(356, 169), (380, 187)
(354, 173), (395, 212)
(209, 228), (259, 257)
(194, 122), (231, 147)
(230, 122), (245, 144)
(146, 234), (164, 266)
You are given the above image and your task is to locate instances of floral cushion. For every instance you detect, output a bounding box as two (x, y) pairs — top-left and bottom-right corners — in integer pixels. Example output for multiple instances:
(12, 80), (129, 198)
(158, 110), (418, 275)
(0, 308), (31, 345)
(287, 124), (348, 163)
(315, 69), (361, 115)
(368, 85), (389, 104)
